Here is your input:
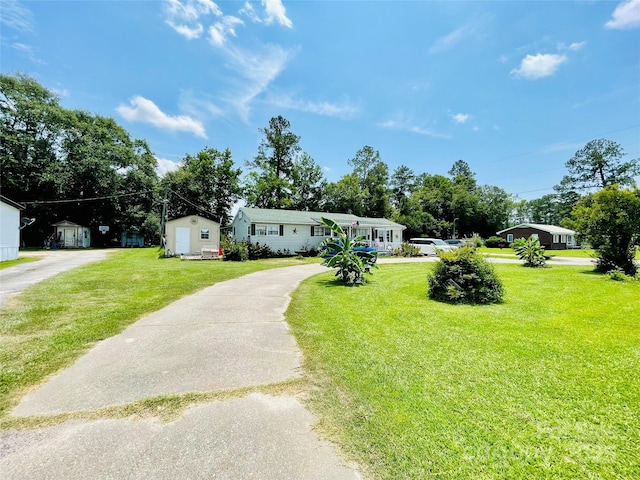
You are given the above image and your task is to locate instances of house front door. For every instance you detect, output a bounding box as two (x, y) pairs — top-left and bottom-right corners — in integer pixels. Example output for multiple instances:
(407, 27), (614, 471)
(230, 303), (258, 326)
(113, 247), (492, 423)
(175, 227), (190, 254)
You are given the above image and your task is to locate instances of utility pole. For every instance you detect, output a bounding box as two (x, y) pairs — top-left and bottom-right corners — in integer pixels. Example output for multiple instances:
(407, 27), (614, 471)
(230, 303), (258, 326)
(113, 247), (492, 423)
(159, 187), (168, 253)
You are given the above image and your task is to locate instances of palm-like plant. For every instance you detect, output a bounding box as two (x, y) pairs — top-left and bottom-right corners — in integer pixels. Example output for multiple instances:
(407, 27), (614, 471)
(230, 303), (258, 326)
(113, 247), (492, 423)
(319, 217), (377, 285)
(513, 236), (547, 268)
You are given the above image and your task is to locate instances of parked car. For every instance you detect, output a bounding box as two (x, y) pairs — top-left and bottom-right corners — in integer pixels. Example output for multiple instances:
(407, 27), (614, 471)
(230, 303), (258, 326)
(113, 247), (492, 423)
(408, 238), (456, 256)
(445, 239), (476, 248)
(320, 243), (378, 262)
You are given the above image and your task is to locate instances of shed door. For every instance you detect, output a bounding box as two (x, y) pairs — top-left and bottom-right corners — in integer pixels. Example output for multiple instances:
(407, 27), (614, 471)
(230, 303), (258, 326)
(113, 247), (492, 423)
(175, 227), (190, 254)
(62, 228), (76, 247)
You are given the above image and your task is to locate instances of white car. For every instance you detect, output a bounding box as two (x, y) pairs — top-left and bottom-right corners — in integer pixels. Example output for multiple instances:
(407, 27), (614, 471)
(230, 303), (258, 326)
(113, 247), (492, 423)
(408, 238), (456, 256)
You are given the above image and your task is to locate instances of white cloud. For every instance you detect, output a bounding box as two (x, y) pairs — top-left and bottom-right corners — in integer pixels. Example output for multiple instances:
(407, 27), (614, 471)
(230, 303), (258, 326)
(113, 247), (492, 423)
(117, 96), (207, 138)
(451, 113), (470, 124)
(163, 0), (222, 39)
(511, 53), (567, 80)
(0, 0), (34, 32)
(155, 157), (181, 176)
(568, 41), (586, 51)
(605, 0), (640, 29)
(262, 0), (292, 28)
(268, 94), (359, 119)
(179, 90), (224, 118)
(208, 15), (244, 46)
(377, 117), (450, 139)
(223, 44), (295, 121)
(239, 2), (260, 22)
(12, 42), (46, 64)
(429, 25), (474, 54)
(239, 0), (292, 28)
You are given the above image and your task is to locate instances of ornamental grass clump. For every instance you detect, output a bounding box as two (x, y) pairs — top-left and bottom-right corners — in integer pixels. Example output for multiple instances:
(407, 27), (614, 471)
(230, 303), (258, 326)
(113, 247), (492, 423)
(428, 247), (504, 304)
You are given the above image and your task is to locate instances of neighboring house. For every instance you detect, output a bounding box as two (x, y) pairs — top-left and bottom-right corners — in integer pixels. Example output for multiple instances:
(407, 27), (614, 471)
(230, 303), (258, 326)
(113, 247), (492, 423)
(165, 215), (220, 256)
(230, 207), (406, 254)
(496, 223), (577, 250)
(0, 195), (25, 261)
(51, 220), (92, 248)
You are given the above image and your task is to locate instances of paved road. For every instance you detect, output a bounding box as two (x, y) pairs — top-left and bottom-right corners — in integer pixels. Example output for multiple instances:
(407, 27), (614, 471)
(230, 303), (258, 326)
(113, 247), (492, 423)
(0, 249), (112, 308)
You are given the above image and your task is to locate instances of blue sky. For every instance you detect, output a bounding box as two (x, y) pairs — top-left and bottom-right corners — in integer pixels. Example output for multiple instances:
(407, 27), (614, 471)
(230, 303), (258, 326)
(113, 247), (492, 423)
(2, 0), (639, 200)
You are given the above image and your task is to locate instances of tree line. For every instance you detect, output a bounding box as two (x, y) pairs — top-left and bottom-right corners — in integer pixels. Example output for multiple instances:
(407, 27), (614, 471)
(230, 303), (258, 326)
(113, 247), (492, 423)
(2, 73), (638, 273)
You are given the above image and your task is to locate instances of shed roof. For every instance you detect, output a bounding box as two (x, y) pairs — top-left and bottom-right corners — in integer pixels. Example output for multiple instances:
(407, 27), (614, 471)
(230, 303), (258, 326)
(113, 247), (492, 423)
(237, 207), (405, 229)
(166, 214), (220, 225)
(497, 223), (576, 235)
(0, 195), (25, 210)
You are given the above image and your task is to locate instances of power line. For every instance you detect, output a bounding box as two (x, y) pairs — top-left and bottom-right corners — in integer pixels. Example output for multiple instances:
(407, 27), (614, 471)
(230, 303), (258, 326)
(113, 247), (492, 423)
(22, 190), (154, 205)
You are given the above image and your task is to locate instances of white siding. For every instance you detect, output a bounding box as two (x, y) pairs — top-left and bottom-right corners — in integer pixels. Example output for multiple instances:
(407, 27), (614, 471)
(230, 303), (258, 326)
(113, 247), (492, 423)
(0, 201), (21, 261)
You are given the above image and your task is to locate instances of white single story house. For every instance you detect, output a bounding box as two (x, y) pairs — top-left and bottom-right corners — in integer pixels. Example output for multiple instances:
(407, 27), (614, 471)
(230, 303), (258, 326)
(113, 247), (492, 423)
(497, 223), (577, 249)
(165, 215), (220, 256)
(230, 207), (406, 254)
(0, 195), (24, 261)
(51, 220), (92, 248)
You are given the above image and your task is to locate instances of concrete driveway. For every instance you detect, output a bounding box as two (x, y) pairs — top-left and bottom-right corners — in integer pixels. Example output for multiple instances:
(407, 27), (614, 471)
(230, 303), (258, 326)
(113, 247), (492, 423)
(0, 249), (112, 308)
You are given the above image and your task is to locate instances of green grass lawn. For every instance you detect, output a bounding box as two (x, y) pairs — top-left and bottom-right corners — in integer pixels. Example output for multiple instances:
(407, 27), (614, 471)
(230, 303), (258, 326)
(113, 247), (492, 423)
(0, 248), (310, 418)
(0, 256), (41, 270)
(480, 247), (640, 260)
(287, 263), (640, 479)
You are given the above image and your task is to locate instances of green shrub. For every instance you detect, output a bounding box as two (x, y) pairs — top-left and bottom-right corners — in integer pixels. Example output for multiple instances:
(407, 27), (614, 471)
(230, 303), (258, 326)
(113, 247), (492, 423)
(246, 242), (271, 260)
(484, 236), (510, 248)
(513, 236), (547, 268)
(223, 242), (249, 261)
(394, 242), (421, 257)
(428, 248), (504, 304)
(466, 233), (483, 248)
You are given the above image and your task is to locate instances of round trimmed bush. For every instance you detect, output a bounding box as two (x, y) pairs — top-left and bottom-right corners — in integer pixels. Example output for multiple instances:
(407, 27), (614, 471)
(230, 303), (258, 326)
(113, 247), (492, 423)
(428, 248), (504, 304)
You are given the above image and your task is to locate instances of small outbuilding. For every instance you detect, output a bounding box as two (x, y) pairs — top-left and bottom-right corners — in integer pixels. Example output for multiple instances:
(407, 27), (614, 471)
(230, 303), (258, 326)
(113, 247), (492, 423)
(497, 223), (577, 250)
(51, 220), (92, 248)
(165, 215), (220, 256)
(0, 195), (25, 261)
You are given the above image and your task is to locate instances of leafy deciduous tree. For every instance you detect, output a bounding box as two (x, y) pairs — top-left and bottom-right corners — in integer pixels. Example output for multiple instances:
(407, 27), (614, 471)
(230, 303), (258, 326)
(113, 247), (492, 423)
(572, 185), (640, 276)
(162, 147), (242, 225)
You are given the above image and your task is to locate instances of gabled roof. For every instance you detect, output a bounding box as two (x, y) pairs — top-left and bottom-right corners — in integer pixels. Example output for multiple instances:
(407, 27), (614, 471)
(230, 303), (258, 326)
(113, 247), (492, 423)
(52, 220), (82, 227)
(0, 195), (25, 210)
(237, 207), (405, 229)
(166, 214), (220, 225)
(497, 223), (576, 235)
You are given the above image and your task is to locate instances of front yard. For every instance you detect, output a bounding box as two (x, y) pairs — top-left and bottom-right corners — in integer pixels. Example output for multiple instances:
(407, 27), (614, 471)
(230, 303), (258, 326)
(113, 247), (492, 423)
(0, 248), (307, 419)
(2, 250), (638, 479)
(287, 263), (639, 479)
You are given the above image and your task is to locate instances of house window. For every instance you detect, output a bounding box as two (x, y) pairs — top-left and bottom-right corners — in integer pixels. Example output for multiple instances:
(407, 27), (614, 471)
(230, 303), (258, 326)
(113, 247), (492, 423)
(507, 234), (514, 242)
(267, 225), (280, 236)
(553, 234), (559, 243)
(200, 228), (210, 240)
(314, 226), (332, 237)
(256, 224), (267, 236)
(247, 226), (251, 236)
(561, 235), (567, 243)
(531, 233), (539, 240)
